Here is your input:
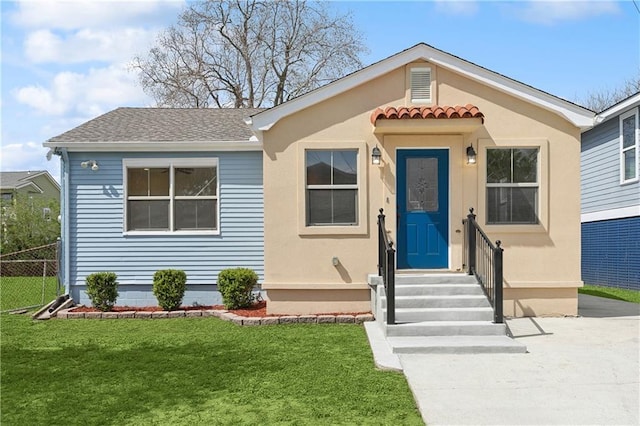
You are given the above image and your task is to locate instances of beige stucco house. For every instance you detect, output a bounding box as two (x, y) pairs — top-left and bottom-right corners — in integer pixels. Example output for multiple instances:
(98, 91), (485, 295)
(247, 43), (594, 317)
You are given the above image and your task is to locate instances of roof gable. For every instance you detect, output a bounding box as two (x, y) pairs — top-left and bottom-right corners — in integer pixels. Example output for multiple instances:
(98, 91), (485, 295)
(247, 43), (594, 132)
(0, 171), (60, 192)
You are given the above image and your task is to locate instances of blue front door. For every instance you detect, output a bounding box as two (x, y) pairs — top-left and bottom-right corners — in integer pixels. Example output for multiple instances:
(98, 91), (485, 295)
(397, 149), (449, 269)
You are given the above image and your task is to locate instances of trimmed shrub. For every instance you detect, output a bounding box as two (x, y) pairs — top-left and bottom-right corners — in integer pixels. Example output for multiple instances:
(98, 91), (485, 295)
(85, 272), (119, 312)
(153, 269), (187, 311)
(218, 267), (258, 309)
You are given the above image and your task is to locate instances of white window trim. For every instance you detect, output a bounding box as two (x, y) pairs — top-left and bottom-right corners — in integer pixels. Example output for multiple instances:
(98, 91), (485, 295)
(297, 141), (368, 236)
(485, 148), (540, 225)
(305, 150), (359, 226)
(478, 139), (549, 233)
(122, 158), (220, 236)
(619, 109), (639, 185)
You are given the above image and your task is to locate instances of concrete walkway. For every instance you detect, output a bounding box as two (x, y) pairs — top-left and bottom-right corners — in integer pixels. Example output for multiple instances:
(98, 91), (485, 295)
(382, 294), (639, 425)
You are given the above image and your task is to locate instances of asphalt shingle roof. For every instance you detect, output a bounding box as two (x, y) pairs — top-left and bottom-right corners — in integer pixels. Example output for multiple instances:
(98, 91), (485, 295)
(0, 171), (48, 189)
(47, 107), (265, 143)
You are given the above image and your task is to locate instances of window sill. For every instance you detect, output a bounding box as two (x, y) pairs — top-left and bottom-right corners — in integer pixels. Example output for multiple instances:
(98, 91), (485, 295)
(482, 223), (546, 234)
(123, 230), (221, 237)
(298, 224), (367, 236)
(620, 178), (639, 186)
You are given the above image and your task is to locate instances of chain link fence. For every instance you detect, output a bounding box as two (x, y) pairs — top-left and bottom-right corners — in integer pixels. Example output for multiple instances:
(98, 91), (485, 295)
(0, 242), (61, 312)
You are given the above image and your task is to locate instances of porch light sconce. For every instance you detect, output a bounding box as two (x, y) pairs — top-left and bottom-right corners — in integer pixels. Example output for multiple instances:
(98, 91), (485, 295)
(371, 145), (382, 166)
(466, 144), (477, 165)
(81, 160), (99, 171)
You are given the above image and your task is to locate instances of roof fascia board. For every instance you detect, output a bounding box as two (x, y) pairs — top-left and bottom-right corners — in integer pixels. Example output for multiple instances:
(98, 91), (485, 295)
(595, 94), (640, 123)
(248, 44), (594, 131)
(15, 181), (43, 193)
(423, 51), (594, 129)
(43, 141), (263, 152)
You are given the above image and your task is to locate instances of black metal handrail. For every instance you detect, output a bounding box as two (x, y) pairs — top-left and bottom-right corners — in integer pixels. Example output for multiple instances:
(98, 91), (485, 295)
(377, 208), (395, 325)
(463, 208), (504, 323)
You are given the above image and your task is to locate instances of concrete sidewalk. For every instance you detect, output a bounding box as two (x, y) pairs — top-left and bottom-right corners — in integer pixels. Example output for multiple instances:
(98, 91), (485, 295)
(397, 294), (640, 425)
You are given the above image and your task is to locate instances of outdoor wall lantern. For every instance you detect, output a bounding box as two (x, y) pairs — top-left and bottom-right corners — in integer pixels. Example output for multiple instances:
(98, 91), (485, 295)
(81, 160), (99, 171)
(371, 145), (382, 166)
(466, 144), (477, 165)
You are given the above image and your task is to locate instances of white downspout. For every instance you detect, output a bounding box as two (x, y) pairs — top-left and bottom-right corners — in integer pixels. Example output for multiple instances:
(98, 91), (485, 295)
(60, 148), (71, 296)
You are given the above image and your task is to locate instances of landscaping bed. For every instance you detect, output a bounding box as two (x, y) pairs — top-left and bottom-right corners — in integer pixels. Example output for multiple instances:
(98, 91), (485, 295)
(59, 300), (375, 325)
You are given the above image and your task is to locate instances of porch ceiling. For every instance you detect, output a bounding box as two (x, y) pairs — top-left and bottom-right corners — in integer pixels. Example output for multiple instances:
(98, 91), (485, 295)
(371, 105), (485, 134)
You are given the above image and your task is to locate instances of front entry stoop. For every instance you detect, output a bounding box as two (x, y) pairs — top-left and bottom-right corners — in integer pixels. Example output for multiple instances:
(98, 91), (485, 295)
(366, 273), (526, 365)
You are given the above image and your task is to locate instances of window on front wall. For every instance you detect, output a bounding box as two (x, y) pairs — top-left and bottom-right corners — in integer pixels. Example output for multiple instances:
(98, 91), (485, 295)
(486, 148), (539, 224)
(124, 159), (218, 232)
(306, 150), (358, 226)
(620, 110), (639, 183)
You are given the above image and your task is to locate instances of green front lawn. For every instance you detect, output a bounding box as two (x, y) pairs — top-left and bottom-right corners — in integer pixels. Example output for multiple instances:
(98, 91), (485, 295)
(0, 276), (58, 312)
(579, 284), (640, 304)
(1, 315), (423, 425)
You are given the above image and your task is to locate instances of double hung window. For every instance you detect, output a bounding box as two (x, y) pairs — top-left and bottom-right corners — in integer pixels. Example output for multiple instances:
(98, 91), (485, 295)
(124, 159), (218, 233)
(486, 148), (539, 224)
(305, 150), (358, 226)
(620, 110), (639, 183)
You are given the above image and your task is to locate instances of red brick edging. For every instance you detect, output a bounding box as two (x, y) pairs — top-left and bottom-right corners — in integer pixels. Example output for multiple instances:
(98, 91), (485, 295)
(56, 308), (375, 326)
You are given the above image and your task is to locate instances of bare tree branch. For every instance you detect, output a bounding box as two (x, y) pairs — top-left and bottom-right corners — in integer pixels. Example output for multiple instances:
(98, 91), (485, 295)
(577, 71), (640, 112)
(132, 0), (368, 108)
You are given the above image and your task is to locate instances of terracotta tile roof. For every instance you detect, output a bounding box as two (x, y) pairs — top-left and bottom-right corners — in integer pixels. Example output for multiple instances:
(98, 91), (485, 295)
(370, 105), (484, 125)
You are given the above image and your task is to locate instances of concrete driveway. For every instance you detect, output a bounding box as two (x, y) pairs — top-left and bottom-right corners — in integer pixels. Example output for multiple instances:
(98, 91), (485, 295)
(399, 294), (639, 425)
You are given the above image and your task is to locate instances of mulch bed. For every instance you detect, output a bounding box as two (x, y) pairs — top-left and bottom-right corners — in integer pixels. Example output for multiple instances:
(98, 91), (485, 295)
(71, 301), (371, 318)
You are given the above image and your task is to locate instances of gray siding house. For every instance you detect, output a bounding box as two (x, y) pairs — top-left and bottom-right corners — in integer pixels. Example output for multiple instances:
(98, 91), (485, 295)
(44, 108), (264, 306)
(581, 93), (640, 290)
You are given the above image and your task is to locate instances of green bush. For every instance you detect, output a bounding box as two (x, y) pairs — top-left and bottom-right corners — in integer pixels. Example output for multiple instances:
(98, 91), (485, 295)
(85, 272), (119, 312)
(218, 268), (258, 309)
(153, 269), (187, 311)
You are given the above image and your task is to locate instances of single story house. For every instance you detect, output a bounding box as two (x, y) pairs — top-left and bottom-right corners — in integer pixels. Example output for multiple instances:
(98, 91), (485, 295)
(45, 43), (595, 316)
(581, 92), (639, 290)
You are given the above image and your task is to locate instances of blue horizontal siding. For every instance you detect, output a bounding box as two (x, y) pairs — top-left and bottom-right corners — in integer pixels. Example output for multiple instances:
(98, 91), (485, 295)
(581, 107), (640, 214)
(581, 216), (640, 290)
(67, 151), (264, 305)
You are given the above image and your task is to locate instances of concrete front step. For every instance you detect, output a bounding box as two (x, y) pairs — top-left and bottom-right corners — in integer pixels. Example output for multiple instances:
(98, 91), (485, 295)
(395, 283), (485, 296)
(385, 320), (507, 337)
(389, 307), (494, 322)
(383, 295), (490, 309)
(395, 273), (478, 285)
(388, 335), (528, 354)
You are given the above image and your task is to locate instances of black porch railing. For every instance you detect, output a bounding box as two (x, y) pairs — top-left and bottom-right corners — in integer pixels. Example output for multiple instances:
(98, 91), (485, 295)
(377, 208), (396, 325)
(463, 208), (504, 323)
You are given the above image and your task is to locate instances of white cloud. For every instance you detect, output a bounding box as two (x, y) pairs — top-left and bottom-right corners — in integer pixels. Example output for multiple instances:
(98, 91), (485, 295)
(0, 142), (60, 182)
(14, 64), (151, 116)
(12, 0), (184, 31)
(434, 0), (479, 16)
(25, 28), (159, 64)
(516, 0), (619, 25)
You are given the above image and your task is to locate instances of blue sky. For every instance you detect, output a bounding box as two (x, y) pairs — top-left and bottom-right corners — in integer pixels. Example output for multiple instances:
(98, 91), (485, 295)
(1, 0), (638, 182)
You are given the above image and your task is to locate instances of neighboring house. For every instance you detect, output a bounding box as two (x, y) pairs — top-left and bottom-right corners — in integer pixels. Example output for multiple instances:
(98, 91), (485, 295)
(581, 93), (640, 290)
(45, 43), (594, 316)
(0, 171), (60, 203)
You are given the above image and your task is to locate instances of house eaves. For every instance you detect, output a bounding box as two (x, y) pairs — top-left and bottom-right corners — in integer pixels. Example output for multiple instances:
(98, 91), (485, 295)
(247, 43), (595, 133)
(594, 92), (640, 124)
(44, 140), (263, 152)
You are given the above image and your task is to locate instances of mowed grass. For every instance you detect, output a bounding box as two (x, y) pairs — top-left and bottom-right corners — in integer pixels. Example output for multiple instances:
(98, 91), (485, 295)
(1, 315), (423, 425)
(579, 284), (640, 304)
(0, 276), (58, 311)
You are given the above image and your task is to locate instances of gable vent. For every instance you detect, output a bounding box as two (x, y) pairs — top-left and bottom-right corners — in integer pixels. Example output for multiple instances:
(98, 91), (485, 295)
(410, 68), (431, 103)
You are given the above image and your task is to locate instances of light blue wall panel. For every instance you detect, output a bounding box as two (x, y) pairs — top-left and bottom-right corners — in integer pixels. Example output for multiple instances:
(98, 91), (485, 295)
(581, 107), (640, 214)
(67, 151), (263, 306)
